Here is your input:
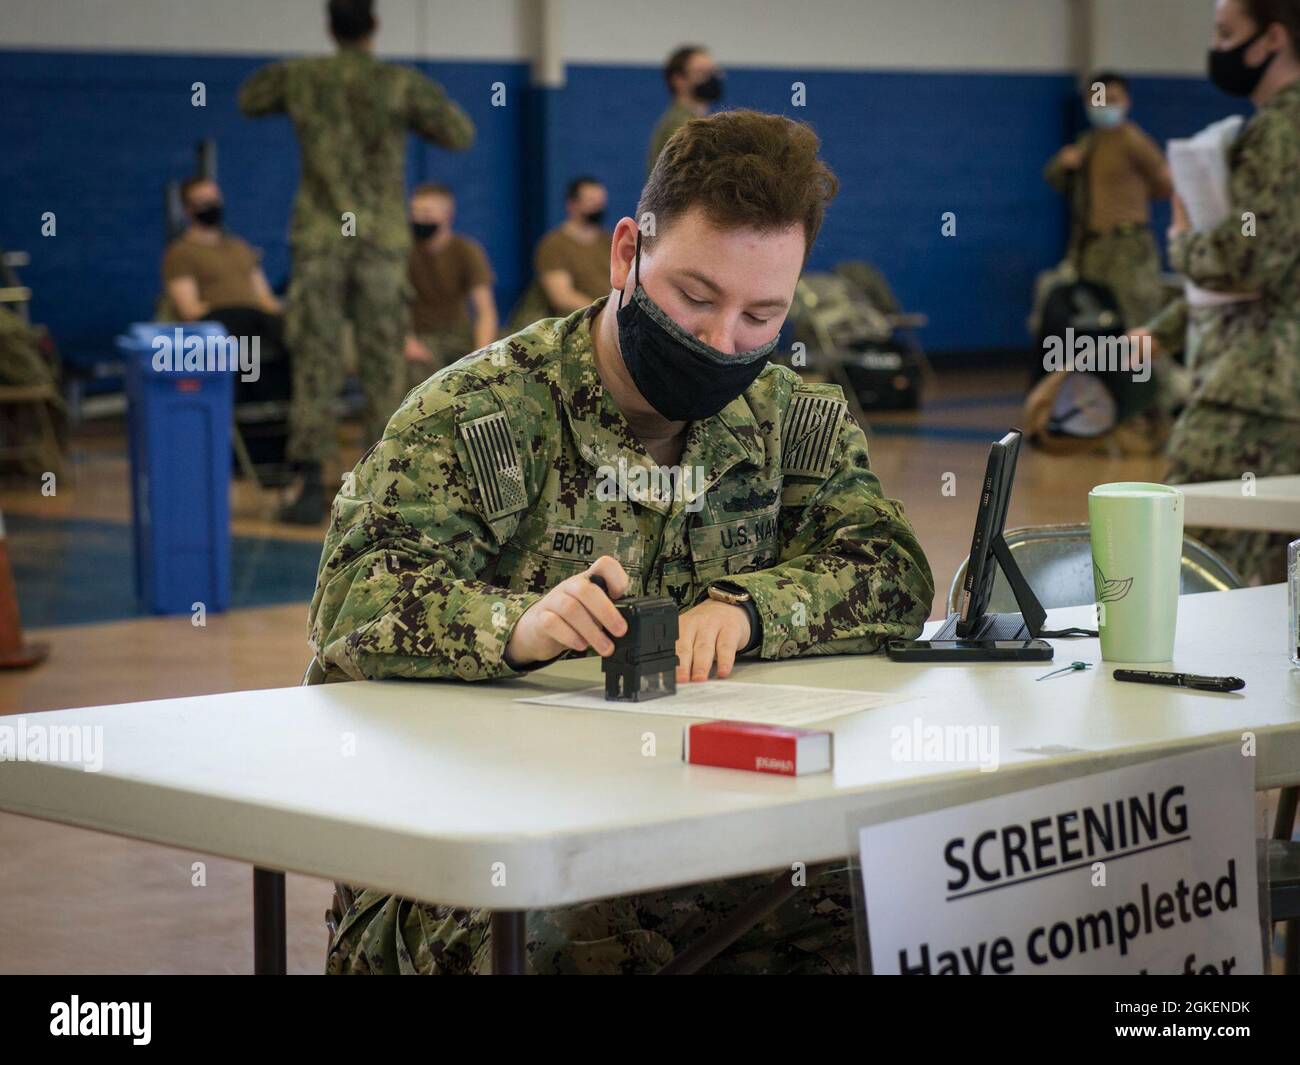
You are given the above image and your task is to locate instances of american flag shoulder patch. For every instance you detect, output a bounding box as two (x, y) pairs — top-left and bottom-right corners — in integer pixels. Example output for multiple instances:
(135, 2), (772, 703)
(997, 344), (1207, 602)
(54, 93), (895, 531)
(781, 391), (846, 479)
(458, 410), (526, 521)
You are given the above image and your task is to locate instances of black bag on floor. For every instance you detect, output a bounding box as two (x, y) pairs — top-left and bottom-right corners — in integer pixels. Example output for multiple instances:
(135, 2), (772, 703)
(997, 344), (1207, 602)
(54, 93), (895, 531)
(1032, 279), (1158, 439)
(839, 339), (923, 411)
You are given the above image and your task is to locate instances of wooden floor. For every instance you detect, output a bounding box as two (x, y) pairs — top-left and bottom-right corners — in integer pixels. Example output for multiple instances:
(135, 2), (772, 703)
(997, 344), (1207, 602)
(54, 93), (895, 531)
(0, 367), (1184, 973)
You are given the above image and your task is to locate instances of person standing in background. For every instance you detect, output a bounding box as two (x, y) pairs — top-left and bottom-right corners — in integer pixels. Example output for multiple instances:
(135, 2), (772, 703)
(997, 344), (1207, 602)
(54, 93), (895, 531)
(239, 0), (474, 524)
(404, 183), (498, 387)
(1044, 72), (1174, 334)
(1132, 0), (1300, 585)
(647, 45), (723, 173)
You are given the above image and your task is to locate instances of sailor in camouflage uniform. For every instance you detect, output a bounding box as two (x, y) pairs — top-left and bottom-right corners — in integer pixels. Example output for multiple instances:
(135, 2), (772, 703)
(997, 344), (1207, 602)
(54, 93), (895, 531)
(239, 0), (475, 523)
(311, 110), (933, 974)
(1142, 4), (1300, 585)
(647, 46), (723, 174)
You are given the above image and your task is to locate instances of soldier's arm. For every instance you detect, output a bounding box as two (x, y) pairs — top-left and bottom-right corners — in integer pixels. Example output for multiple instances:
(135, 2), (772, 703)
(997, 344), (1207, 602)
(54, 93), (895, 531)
(1143, 294), (1187, 358)
(719, 391), (934, 659)
(238, 61), (288, 116)
(308, 384), (540, 681)
(1169, 111), (1300, 293)
(1043, 136), (1085, 192)
(405, 72), (475, 150)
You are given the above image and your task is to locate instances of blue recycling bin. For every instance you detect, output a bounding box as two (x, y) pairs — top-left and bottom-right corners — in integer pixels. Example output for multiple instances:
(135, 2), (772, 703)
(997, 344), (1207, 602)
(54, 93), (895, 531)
(117, 322), (233, 615)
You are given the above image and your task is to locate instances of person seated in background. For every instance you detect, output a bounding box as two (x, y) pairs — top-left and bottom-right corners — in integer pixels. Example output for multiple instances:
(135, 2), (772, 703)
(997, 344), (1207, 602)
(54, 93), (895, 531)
(542, 177), (614, 313)
(161, 176), (292, 446)
(162, 177), (284, 326)
(506, 177), (613, 329)
(312, 109), (933, 975)
(1043, 72), (1174, 333)
(647, 44), (724, 173)
(403, 183), (497, 387)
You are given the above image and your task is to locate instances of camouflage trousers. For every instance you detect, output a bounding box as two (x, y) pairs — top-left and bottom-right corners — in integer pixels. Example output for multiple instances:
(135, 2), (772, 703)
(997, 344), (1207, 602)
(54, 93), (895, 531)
(1165, 402), (1300, 586)
(326, 863), (859, 975)
(283, 246), (408, 464)
(408, 326), (474, 391)
(1076, 227), (1168, 333)
(0, 307), (67, 477)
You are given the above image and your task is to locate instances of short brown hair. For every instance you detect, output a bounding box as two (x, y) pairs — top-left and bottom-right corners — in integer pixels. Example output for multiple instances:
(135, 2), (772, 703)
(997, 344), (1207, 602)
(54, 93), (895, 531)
(1242, 0), (1300, 52)
(637, 109), (838, 263)
(663, 45), (705, 91)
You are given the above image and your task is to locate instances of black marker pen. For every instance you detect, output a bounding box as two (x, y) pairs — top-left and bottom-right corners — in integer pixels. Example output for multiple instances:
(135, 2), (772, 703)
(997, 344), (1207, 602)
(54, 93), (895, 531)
(1113, 669), (1245, 693)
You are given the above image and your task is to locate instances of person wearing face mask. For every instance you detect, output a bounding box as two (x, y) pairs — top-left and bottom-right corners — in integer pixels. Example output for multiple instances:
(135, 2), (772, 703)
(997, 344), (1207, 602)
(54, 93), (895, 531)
(239, 0), (474, 524)
(534, 177), (614, 316)
(507, 177), (614, 328)
(162, 178), (283, 323)
(1128, 0), (1300, 585)
(647, 44), (724, 174)
(313, 110), (933, 976)
(1043, 72), (1174, 336)
(161, 177), (293, 450)
(403, 183), (498, 387)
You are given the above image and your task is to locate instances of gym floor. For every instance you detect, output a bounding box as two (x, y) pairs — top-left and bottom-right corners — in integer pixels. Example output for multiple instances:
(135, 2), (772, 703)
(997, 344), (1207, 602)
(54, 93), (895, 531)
(0, 366), (1184, 973)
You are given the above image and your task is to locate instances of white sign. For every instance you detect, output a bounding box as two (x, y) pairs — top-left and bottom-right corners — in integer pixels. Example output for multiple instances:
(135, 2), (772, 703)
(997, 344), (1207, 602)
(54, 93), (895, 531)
(858, 745), (1262, 974)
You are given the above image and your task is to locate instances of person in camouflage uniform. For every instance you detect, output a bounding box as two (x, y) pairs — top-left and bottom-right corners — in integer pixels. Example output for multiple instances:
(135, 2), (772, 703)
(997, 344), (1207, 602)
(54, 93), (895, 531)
(1141, 0), (1300, 585)
(311, 110), (933, 974)
(239, 0), (475, 524)
(647, 45), (723, 174)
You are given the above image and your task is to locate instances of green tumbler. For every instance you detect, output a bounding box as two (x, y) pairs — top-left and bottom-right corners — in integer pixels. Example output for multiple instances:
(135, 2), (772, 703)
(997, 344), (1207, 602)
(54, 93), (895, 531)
(1088, 482), (1184, 662)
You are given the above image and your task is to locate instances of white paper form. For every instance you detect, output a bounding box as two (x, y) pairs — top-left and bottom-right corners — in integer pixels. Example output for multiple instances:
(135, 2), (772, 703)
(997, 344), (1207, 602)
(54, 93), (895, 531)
(1167, 115), (1259, 310)
(517, 680), (906, 725)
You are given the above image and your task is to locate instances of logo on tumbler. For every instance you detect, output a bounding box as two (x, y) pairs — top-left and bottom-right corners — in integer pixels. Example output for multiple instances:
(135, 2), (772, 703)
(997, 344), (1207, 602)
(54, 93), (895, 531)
(1093, 559), (1133, 604)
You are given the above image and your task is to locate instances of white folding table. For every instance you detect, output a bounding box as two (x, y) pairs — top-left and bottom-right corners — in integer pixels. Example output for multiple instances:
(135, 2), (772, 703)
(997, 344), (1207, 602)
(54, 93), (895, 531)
(1179, 475), (1300, 533)
(1, 585), (1297, 973)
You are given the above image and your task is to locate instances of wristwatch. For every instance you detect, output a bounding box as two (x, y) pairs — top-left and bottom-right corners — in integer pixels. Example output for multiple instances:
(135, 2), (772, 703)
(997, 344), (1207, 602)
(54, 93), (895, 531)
(708, 581), (762, 653)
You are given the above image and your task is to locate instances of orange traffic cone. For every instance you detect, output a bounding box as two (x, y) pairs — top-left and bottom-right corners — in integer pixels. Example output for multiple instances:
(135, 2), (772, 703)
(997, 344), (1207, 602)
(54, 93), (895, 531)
(0, 510), (48, 668)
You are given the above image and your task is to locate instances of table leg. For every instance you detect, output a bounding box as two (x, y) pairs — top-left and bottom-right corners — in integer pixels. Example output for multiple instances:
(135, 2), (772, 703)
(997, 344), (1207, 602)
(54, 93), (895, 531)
(491, 910), (527, 975)
(253, 867), (287, 975)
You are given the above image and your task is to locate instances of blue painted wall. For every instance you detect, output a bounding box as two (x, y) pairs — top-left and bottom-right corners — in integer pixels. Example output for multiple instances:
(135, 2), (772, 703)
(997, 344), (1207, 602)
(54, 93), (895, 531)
(0, 50), (529, 367)
(0, 48), (1253, 367)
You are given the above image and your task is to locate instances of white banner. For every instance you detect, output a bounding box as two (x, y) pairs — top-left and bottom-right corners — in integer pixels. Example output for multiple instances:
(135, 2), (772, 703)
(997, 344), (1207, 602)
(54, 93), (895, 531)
(858, 744), (1263, 975)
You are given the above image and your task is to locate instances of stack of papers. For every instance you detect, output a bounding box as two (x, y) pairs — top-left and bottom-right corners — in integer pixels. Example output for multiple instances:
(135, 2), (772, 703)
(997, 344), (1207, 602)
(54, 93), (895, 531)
(1167, 115), (1259, 309)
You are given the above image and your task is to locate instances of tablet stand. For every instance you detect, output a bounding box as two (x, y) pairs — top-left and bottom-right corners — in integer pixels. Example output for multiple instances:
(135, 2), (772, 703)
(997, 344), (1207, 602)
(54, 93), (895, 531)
(933, 534), (1048, 641)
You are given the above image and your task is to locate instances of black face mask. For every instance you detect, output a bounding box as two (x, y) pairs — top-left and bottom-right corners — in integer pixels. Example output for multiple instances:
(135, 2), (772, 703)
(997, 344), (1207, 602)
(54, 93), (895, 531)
(1208, 29), (1276, 96)
(693, 73), (724, 103)
(583, 209), (606, 227)
(193, 203), (223, 227)
(411, 221), (440, 241)
(615, 233), (776, 422)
